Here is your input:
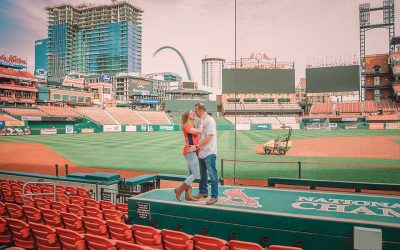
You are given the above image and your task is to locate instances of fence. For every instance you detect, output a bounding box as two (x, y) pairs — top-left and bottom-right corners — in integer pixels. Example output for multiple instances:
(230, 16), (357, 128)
(220, 159), (400, 186)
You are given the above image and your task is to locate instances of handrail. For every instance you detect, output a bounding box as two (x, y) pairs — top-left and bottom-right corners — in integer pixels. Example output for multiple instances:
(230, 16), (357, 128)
(22, 181), (56, 201)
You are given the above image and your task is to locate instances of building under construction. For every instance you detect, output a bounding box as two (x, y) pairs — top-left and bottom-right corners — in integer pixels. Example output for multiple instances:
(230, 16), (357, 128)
(45, 1), (143, 83)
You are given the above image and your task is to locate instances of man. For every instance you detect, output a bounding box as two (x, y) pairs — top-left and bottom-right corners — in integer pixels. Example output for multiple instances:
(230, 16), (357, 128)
(190, 103), (218, 205)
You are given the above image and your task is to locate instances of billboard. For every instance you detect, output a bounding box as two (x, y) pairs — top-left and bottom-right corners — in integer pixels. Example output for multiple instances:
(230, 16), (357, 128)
(131, 81), (153, 96)
(306, 65), (360, 93)
(222, 68), (295, 93)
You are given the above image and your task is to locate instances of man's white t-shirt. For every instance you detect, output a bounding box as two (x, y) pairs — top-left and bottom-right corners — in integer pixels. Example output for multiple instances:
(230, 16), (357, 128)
(198, 114), (217, 159)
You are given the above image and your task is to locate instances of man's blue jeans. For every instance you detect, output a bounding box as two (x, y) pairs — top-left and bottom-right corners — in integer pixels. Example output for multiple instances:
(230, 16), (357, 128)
(198, 154), (218, 198)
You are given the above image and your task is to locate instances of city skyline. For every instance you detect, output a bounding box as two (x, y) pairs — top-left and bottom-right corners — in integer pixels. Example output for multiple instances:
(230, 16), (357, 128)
(0, 0), (399, 85)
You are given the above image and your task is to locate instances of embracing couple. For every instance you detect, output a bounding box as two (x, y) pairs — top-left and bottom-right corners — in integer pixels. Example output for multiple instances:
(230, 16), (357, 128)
(174, 103), (219, 205)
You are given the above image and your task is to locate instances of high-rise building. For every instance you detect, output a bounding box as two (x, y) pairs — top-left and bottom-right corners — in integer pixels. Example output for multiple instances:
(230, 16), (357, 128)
(45, 2), (143, 83)
(34, 39), (48, 76)
(202, 57), (224, 90)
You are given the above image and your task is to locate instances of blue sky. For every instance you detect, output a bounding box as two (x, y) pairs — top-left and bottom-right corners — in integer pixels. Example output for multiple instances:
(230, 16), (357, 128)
(0, 0), (399, 83)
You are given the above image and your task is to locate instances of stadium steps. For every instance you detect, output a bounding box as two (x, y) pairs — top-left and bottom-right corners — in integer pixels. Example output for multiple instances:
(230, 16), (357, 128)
(134, 111), (150, 124)
(104, 109), (121, 125)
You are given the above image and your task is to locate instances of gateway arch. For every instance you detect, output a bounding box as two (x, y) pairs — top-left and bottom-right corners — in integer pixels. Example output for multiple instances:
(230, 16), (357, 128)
(153, 46), (192, 80)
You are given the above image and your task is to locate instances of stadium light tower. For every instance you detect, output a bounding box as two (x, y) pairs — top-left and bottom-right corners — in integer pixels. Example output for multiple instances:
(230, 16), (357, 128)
(359, 0), (395, 101)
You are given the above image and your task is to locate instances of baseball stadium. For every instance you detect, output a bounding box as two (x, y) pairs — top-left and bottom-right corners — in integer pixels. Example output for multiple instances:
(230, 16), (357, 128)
(0, 1), (400, 250)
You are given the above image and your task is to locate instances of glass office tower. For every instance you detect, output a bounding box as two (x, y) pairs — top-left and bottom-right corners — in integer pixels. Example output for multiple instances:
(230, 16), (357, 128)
(45, 2), (143, 83)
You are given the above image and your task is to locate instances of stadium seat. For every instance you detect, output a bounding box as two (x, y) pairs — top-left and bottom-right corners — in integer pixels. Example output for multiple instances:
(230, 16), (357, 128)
(58, 193), (71, 203)
(81, 216), (109, 238)
(103, 209), (124, 222)
(70, 196), (85, 207)
(55, 227), (85, 250)
(0, 217), (12, 244)
(84, 206), (104, 219)
(66, 187), (78, 196)
(115, 240), (151, 250)
(60, 212), (84, 233)
(29, 222), (61, 249)
(22, 205), (44, 224)
(132, 224), (162, 249)
(50, 201), (67, 212)
(84, 234), (116, 250)
(67, 203), (84, 217)
(55, 186), (66, 195)
(35, 198), (51, 209)
(22, 196), (36, 207)
(41, 208), (64, 228)
(84, 198), (100, 209)
(192, 234), (228, 250)
(106, 220), (134, 242)
(5, 218), (35, 249)
(13, 190), (23, 204)
(116, 203), (128, 214)
(5, 203), (25, 221)
(77, 188), (90, 198)
(161, 229), (193, 250)
(268, 246), (302, 250)
(2, 188), (15, 203)
(0, 201), (7, 217)
(41, 186), (56, 201)
(100, 200), (116, 210)
(228, 240), (264, 250)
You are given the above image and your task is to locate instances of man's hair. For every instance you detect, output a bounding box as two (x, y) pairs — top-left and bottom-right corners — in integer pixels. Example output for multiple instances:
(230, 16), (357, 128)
(195, 102), (206, 111)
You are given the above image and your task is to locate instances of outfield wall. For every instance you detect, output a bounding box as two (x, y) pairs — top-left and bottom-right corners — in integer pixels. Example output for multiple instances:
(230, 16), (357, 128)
(1, 120), (399, 136)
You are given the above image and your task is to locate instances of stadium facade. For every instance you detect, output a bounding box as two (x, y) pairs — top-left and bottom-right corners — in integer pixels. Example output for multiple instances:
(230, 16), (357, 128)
(44, 2), (143, 83)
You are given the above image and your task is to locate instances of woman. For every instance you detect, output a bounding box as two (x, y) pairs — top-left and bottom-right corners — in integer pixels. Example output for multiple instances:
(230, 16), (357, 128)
(175, 110), (203, 201)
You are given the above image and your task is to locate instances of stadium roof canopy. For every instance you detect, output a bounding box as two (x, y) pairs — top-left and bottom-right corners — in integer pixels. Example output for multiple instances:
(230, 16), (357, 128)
(0, 68), (36, 81)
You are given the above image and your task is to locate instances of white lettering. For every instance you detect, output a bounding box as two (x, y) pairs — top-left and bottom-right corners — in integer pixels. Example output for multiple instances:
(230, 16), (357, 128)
(377, 208), (400, 218)
(297, 196), (315, 202)
(348, 206), (378, 216)
(291, 202), (318, 210)
(390, 203), (400, 209)
(314, 198), (328, 203)
(320, 203), (347, 213)
(352, 201), (371, 206)
(370, 202), (389, 208)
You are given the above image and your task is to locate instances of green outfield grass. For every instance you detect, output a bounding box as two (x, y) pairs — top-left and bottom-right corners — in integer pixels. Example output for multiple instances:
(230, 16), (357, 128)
(1, 129), (399, 183)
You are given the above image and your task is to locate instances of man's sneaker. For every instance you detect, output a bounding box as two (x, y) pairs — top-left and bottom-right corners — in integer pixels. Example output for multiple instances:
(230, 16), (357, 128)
(192, 193), (208, 199)
(206, 198), (218, 205)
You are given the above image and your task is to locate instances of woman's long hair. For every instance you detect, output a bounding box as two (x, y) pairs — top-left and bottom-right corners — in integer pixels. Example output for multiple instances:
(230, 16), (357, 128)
(181, 110), (190, 129)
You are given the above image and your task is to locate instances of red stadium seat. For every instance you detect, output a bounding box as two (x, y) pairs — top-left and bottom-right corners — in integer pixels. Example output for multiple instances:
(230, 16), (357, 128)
(84, 198), (100, 209)
(81, 216), (109, 238)
(60, 212), (84, 233)
(0, 217), (12, 244)
(55, 227), (86, 250)
(29, 222), (61, 249)
(106, 220), (134, 242)
(13, 190), (23, 204)
(268, 246), (302, 250)
(84, 234), (116, 250)
(116, 240), (151, 250)
(0, 201), (7, 217)
(57, 194), (70, 204)
(161, 229), (193, 250)
(84, 206), (104, 219)
(34, 198), (51, 209)
(5, 203), (25, 221)
(192, 234), (228, 250)
(22, 196), (36, 207)
(100, 200), (116, 210)
(66, 187), (78, 196)
(55, 186), (66, 195)
(67, 203), (84, 217)
(41, 187), (56, 201)
(70, 196), (85, 207)
(103, 209), (124, 222)
(77, 188), (90, 198)
(132, 224), (162, 249)
(228, 240), (264, 250)
(41, 208), (64, 228)
(50, 201), (67, 212)
(2, 188), (15, 203)
(22, 205), (44, 224)
(116, 203), (128, 214)
(5, 218), (35, 249)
